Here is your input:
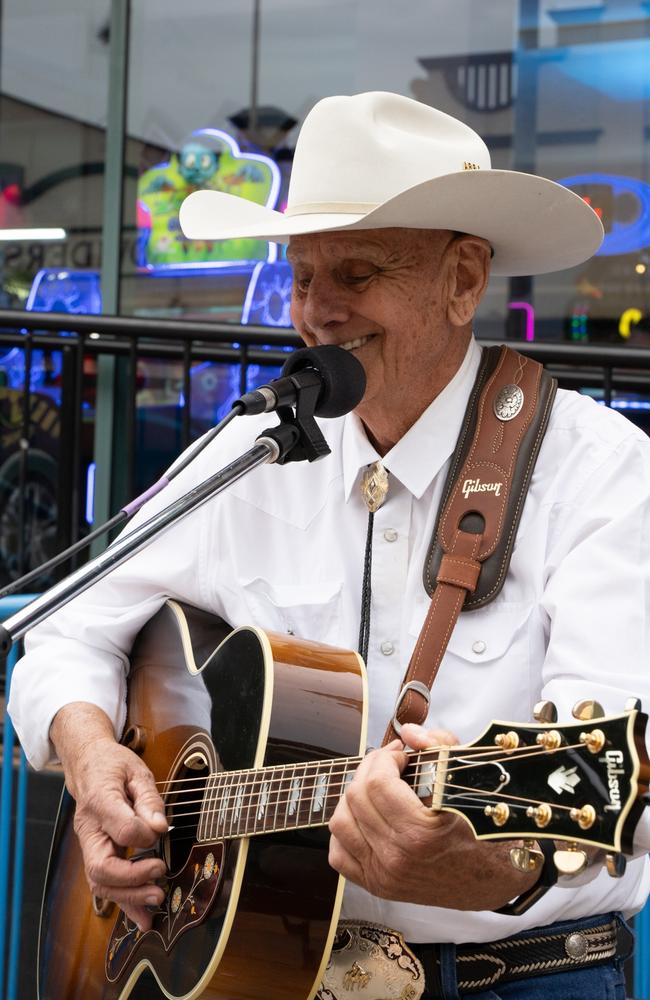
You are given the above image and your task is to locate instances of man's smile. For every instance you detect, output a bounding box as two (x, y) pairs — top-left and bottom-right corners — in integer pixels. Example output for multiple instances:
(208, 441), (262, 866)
(338, 334), (376, 351)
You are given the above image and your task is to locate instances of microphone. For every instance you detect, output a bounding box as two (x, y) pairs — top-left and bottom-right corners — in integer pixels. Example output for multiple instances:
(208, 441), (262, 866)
(234, 345), (366, 418)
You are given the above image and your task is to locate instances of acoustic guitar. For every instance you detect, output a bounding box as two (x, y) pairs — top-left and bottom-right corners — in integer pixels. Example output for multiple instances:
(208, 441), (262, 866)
(38, 600), (650, 999)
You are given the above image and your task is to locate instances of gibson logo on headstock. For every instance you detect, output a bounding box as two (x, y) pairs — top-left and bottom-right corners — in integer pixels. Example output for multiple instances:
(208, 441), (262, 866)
(602, 750), (624, 812)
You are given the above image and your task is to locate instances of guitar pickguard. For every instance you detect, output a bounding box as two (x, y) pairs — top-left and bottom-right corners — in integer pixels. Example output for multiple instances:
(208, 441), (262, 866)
(106, 844), (225, 983)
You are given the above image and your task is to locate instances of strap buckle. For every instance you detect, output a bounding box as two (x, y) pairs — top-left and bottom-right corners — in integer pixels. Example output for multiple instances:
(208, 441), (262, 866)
(391, 680), (431, 737)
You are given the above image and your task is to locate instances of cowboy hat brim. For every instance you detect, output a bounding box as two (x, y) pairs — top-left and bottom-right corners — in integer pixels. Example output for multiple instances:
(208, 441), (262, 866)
(179, 169), (604, 277)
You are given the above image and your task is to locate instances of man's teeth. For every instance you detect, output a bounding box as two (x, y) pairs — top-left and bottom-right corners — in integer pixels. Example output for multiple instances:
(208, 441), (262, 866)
(341, 336), (371, 351)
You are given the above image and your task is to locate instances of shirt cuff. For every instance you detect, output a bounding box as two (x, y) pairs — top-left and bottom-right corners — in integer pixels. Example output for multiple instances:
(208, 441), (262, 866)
(7, 637), (128, 769)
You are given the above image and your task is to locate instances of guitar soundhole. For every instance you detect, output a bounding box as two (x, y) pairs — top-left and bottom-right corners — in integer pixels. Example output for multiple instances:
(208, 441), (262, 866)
(163, 757), (209, 872)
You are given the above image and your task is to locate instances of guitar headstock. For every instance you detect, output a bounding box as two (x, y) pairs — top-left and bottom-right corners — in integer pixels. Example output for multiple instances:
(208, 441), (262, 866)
(431, 700), (650, 873)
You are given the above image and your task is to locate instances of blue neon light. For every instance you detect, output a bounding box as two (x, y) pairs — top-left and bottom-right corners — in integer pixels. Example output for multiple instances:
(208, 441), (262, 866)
(241, 261), (294, 327)
(551, 39), (650, 103)
(597, 399), (650, 411)
(559, 173), (650, 256)
(85, 462), (96, 524)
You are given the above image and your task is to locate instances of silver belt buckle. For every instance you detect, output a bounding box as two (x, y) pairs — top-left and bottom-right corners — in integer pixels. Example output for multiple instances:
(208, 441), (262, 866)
(317, 920), (425, 1000)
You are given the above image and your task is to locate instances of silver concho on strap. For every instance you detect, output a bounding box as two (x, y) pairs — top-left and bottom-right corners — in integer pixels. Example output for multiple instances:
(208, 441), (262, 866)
(493, 384), (524, 421)
(316, 921), (425, 1000)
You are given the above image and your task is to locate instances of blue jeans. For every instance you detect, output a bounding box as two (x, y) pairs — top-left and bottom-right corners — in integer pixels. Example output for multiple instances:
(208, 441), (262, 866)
(424, 913), (631, 1000)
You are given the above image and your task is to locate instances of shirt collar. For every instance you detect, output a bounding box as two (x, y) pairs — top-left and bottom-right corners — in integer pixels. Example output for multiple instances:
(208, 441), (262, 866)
(342, 337), (483, 501)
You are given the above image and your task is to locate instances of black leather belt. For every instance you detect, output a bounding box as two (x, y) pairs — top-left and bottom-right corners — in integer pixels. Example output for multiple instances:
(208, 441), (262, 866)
(410, 916), (633, 997)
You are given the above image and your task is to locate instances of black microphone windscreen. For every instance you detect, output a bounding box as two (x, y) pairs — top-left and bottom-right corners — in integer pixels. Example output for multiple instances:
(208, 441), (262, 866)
(280, 345), (366, 417)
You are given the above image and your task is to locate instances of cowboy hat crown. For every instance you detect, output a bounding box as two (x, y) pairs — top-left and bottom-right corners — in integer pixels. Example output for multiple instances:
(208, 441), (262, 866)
(179, 91), (603, 276)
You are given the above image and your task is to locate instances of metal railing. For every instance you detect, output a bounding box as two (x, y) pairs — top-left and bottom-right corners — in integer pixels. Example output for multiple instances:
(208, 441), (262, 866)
(0, 310), (301, 587)
(0, 308), (647, 560)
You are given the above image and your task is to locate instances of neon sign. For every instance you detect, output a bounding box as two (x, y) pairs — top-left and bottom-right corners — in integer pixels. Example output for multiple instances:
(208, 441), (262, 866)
(137, 127), (281, 270)
(559, 173), (650, 257)
(508, 301), (535, 342)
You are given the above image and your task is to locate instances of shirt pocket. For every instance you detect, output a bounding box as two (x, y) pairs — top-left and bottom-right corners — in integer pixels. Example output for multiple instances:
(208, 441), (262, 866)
(237, 576), (343, 645)
(408, 600), (535, 741)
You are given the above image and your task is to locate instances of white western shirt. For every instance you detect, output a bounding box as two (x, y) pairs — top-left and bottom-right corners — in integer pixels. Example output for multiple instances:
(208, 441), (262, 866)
(9, 338), (650, 943)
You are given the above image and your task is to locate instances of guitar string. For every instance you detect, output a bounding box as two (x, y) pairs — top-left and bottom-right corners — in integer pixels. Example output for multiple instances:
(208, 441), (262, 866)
(149, 743), (594, 840)
(142, 740), (601, 841)
(149, 744), (582, 815)
(162, 781), (586, 846)
(158, 764), (584, 834)
(151, 739), (587, 792)
(149, 741), (590, 806)
(163, 780), (581, 822)
(150, 739), (564, 787)
(155, 739), (596, 840)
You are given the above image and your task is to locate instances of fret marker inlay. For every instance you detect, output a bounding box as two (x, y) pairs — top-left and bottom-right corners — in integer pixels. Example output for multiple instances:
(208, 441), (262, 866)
(289, 777), (302, 816)
(313, 772), (328, 813)
(257, 781), (270, 821)
(234, 785), (244, 825)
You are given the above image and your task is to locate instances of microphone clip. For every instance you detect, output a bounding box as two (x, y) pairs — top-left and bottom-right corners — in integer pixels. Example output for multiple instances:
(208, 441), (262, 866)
(258, 374), (331, 464)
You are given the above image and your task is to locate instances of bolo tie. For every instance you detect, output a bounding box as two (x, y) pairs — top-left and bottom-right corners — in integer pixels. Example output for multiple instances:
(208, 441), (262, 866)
(357, 461), (389, 663)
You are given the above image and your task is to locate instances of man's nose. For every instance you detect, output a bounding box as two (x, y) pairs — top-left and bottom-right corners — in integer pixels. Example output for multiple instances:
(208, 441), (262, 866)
(301, 274), (351, 334)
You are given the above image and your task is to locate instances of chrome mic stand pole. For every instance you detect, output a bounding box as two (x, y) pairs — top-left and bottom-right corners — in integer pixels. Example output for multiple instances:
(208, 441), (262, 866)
(0, 424), (302, 653)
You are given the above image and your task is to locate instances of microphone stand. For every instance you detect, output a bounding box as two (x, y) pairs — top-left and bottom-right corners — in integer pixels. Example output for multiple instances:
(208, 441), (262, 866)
(0, 392), (330, 654)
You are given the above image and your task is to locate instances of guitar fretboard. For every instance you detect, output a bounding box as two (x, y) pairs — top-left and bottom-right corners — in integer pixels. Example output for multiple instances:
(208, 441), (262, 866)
(196, 754), (437, 841)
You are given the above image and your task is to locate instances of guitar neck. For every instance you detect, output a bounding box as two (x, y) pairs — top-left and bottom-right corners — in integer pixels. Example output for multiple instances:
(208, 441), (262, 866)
(197, 753), (435, 841)
(193, 710), (648, 852)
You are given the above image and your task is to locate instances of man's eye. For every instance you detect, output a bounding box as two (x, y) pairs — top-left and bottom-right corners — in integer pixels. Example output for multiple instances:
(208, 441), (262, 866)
(294, 277), (311, 292)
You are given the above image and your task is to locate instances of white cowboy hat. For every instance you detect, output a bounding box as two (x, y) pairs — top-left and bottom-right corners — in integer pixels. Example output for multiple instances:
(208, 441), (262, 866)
(179, 91), (603, 276)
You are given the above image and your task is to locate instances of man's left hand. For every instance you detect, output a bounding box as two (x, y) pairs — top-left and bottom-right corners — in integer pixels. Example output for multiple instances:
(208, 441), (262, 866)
(328, 723), (539, 910)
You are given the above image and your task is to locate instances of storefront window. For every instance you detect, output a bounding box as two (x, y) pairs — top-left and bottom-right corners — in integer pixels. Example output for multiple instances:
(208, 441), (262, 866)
(116, 0), (650, 349)
(0, 0), (109, 310)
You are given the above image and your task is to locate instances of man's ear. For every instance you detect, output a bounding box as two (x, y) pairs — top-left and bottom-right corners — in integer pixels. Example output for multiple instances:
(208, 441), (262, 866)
(447, 236), (491, 328)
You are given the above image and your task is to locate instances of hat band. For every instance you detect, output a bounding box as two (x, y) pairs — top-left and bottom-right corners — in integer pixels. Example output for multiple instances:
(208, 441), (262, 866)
(285, 201), (378, 217)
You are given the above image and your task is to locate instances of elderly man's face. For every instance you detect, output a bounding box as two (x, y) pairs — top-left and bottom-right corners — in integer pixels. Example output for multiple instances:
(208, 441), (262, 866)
(287, 227), (485, 450)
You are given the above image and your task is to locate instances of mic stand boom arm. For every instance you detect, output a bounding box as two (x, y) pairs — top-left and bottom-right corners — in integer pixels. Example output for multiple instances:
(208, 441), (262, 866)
(0, 421), (306, 653)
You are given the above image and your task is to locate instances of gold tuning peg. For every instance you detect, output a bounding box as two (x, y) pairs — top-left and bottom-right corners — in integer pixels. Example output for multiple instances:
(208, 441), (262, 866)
(625, 697), (642, 713)
(509, 842), (544, 874)
(533, 701), (558, 724)
(484, 803), (510, 826)
(605, 853), (627, 878)
(553, 843), (588, 876)
(572, 700), (605, 722)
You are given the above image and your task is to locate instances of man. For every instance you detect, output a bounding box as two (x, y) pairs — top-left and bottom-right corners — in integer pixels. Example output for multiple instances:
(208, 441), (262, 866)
(9, 93), (650, 999)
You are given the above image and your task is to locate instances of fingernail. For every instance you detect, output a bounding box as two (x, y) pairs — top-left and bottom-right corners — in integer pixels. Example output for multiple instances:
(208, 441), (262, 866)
(152, 811), (167, 826)
(145, 894), (161, 907)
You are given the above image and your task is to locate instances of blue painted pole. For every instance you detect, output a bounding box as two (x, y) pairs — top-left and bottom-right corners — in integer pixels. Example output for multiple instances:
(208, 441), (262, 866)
(635, 902), (650, 998)
(7, 744), (28, 1000)
(0, 595), (39, 1000)
(0, 659), (15, 996)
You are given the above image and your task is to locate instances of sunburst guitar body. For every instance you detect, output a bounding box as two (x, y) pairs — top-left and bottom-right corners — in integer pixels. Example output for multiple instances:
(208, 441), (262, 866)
(39, 600), (367, 999)
(38, 601), (650, 999)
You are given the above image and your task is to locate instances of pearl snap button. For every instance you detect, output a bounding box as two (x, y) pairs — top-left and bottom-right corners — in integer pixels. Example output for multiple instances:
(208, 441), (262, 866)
(472, 640), (487, 655)
(383, 529), (398, 542)
(380, 641), (395, 656)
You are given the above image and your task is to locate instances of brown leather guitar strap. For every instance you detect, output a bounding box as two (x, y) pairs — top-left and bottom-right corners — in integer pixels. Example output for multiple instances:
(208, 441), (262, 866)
(382, 345), (557, 745)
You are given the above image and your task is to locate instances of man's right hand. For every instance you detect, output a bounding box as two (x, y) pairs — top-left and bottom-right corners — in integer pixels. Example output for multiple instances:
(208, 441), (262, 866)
(50, 703), (168, 931)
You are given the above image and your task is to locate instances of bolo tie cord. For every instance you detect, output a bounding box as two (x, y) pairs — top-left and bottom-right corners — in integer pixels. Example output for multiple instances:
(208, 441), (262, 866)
(357, 461), (389, 663)
(357, 510), (374, 663)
